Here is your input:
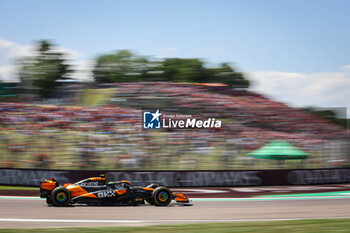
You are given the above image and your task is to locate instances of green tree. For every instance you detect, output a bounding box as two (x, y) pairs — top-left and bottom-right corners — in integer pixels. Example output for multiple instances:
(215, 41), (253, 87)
(19, 40), (71, 98)
(162, 58), (210, 83)
(93, 50), (250, 88)
(209, 63), (250, 88)
(93, 50), (161, 83)
(301, 107), (347, 129)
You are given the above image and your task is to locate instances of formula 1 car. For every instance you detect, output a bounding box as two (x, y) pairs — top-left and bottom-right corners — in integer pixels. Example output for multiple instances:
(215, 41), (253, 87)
(40, 175), (190, 207)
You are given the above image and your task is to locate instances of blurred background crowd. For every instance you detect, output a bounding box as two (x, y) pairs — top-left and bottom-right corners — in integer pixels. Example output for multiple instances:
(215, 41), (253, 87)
(0, 82), (348, 170)
(0, 41), (349, 170)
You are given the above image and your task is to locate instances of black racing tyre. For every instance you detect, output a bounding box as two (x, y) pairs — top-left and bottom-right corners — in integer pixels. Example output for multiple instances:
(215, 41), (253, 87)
(152, 187), (172, 206)
(51, 187), (71, 207)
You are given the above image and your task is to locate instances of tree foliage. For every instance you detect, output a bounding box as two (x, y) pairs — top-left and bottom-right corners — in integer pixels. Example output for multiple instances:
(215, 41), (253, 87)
(162, 58), (210, 83)
(93, 50), (250, 88)
(93, 50), (162, 83)
(209, 63), (250, 88)
(19, 40), (71, 98)
(302, 107), (348, 129)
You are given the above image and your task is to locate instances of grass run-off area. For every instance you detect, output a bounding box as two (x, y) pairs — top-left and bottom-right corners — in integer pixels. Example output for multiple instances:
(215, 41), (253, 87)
(0, 186), (38, 191)
(1, 219), (350, 233)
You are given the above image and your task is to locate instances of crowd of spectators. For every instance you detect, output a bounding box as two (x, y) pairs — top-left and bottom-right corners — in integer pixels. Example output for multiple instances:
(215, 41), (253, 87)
(0, 82), (348, 170)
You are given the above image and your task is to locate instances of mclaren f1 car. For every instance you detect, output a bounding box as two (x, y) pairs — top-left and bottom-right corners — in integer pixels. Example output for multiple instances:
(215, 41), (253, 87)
(40, 175), (190, 207)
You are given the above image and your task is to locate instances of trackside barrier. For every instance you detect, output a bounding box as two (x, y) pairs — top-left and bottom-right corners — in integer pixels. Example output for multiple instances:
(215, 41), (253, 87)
(1, 168), (350, 187)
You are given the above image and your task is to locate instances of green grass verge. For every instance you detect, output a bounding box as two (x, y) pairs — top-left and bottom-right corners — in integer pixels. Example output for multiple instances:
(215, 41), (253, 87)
(0, 186), (38, 191)
(1, 219), (350, 233)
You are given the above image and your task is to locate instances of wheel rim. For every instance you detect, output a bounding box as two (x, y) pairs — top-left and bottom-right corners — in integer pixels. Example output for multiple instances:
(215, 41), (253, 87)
(158, 191), (169, 202)
(56, 192), (67, 203)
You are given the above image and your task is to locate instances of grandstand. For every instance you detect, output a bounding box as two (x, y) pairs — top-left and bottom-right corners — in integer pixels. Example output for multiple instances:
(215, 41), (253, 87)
(0, 82), (348, 170)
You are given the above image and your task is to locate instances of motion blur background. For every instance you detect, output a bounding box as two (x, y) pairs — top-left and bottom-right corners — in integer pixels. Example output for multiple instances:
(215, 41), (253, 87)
(0, 0), (349, 171)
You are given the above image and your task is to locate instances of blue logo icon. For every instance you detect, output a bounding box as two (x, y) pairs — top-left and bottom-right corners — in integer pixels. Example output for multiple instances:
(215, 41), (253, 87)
(143, 109), (162, 129)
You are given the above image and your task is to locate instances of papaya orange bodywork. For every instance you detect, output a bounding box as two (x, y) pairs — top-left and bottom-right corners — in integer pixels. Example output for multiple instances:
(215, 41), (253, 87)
(115, 189), (127, 195)
(174, 193), (189, 202)
(80, 192), (97, 198)
(89, 177), (106, 181)
(63, 183), (72, 188)
(40, 176), (191, 206)
(120, 180), (133, 185)
(66, 185), (88, 197)
(142, 187), (154, 191)
(41, 181), (56, 191)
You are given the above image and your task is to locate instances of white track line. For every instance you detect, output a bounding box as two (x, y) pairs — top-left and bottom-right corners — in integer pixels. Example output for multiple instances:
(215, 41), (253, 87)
(0, 217), (350, 223)
(0, 218), (141, 223)
(0, 196), (40, 199)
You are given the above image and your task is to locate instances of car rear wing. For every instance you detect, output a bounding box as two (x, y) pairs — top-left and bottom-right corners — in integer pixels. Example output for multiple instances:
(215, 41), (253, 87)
(40, 178), (59, 198)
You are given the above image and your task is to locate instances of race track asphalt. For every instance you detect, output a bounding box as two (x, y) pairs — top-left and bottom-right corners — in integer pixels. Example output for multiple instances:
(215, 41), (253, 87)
(1, 198), (350, 228)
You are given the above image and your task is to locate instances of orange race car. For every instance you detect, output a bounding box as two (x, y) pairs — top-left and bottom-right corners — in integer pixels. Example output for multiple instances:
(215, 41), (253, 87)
(40, 174), (190, 207)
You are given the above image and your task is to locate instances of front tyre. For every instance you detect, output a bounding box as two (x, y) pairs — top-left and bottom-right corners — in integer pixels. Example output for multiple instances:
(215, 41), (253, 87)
(51, 187), (71, 207)
(152, 187), (172, 206)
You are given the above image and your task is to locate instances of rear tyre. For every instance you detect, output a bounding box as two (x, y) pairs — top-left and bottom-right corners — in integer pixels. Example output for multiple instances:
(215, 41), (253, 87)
(152, 187), (172, 206)
(51, 187), (71, 207)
